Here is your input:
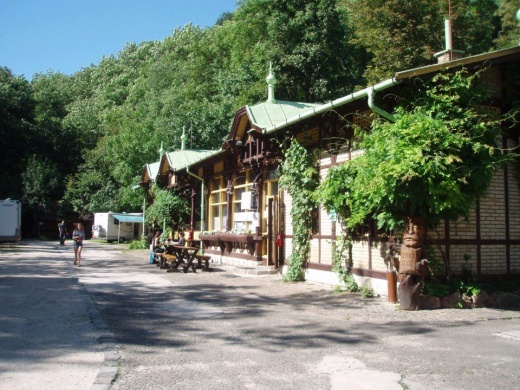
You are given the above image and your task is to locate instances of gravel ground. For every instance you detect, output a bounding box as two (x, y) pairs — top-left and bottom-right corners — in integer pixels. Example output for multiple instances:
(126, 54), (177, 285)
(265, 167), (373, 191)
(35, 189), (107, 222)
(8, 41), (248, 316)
(2, 240), (520, 390)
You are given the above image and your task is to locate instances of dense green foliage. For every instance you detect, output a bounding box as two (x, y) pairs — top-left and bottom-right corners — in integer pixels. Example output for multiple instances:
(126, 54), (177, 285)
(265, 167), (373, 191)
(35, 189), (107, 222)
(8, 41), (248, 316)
(0, 67), (35, 199)
(279, 140), (320, 281)
(145, 186), (190, 229)
(316, 69), (510, 231)
(0, 0), (517, 233)
(346, 0), (505, 84)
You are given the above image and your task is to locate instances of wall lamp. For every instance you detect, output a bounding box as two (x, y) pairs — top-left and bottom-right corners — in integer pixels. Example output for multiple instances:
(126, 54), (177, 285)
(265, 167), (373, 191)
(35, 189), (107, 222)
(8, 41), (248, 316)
(226, 175), (246, 195)
(250, 171), (264, 192)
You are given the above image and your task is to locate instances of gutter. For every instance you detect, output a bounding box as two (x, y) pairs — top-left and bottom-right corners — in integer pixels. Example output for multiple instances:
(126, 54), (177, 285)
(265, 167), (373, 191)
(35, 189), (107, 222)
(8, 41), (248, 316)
(264, 77), (401, 135)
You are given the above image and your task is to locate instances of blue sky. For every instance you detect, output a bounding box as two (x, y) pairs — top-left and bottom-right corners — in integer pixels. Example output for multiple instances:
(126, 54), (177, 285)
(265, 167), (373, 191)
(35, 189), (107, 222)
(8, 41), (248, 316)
(0, 0), (237, 80)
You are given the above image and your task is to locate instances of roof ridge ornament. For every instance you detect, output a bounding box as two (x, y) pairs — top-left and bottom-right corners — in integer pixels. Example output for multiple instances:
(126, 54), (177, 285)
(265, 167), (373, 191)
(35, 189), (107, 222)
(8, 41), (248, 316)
(181, 126), (187, 150)
(517, 7), (520, 45)
(266, 62), (277, 104)
(159, 141), (165, 156)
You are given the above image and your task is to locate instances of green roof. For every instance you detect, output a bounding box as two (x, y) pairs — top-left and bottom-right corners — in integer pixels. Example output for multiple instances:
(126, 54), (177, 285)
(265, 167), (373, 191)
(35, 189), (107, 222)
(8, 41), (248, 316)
(246, 100), (321, 130)
(146, 161), (160, 181)
(165, 149), (218, 171)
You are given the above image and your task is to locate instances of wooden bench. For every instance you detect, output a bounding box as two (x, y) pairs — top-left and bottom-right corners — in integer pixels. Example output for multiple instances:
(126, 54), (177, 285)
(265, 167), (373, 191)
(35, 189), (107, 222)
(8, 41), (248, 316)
(158, 253), (178, 269)
(195, 254), (212, 271)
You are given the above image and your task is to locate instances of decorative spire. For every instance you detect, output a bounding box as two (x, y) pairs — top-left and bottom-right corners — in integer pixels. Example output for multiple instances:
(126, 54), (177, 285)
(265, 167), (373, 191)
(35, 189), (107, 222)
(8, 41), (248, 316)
(181, 126), (187, 150)
(159, 141), (164, 156)
(517, 7), (520, 45)
(266, 62), (277, 104)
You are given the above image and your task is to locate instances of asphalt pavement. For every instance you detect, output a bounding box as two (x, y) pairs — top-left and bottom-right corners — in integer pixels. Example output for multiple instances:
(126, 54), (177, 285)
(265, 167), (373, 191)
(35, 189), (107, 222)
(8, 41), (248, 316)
(1, 240), (520, 390)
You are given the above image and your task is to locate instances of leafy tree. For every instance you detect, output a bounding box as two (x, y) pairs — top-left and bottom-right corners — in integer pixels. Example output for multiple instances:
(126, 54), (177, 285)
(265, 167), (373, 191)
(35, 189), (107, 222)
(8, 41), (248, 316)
(31, 72), (78, 171)
(268, 0), (365, 101)
(346, 0), (444, 84)
(494, 0), (520, 48)
(0, 67), (35, 198)
(450, 0), (500, 55)
(22, 155), (63, 233)
(145, 186), (190, 228)
(346, 0), (500, 84)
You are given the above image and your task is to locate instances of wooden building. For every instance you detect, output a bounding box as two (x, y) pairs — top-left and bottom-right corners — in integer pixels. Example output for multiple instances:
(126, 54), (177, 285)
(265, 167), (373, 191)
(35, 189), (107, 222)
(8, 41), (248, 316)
(141, 46), (520, 296)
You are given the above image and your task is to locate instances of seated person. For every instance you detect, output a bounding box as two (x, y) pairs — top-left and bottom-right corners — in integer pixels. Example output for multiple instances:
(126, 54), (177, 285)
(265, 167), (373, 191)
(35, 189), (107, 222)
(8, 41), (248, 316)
(151, 231), (163, 253)
(177, 232), (186, 246)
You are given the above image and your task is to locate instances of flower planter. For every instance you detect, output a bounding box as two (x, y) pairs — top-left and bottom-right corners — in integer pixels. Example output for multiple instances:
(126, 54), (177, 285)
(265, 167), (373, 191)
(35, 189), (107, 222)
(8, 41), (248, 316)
(199, 233), (255, 255)
(199, 233), (219, 242)
(218, 233), (252, 243)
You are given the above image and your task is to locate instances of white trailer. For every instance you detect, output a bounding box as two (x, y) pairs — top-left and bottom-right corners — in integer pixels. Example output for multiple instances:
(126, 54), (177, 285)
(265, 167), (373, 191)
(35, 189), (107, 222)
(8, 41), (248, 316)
(92, 212), (143, 243)
(0, 199), (22, 242)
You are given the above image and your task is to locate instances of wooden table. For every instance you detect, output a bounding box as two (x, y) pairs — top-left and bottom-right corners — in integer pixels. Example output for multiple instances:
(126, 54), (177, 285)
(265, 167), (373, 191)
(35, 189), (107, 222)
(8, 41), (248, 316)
(166, 245), (200, 273)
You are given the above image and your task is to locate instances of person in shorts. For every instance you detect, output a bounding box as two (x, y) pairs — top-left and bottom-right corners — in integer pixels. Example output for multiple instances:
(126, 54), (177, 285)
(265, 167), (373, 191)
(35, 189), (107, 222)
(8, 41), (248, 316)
(72, 223), (85, 266)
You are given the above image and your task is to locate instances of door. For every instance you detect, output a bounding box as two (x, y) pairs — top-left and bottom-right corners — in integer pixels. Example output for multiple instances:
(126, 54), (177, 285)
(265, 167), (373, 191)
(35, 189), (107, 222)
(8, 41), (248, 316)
(267, 196), (281, 268)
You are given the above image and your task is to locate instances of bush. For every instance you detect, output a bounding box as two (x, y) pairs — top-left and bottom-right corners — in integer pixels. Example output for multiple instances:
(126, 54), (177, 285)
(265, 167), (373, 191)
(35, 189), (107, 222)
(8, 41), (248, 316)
(335, 270), (359, 293)
(360, 286), (375, 299)
(128, 239), (148, 250)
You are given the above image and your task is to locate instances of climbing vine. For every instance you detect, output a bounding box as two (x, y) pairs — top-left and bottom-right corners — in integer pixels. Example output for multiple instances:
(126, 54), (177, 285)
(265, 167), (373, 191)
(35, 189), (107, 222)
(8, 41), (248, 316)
(279, 139), (320, 281)
(316, 68), (512, 231)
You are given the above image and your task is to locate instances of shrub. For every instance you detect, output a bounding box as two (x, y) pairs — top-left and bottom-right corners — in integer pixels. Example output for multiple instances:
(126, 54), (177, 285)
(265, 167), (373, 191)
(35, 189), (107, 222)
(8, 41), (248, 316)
(129, 239), (148, 250)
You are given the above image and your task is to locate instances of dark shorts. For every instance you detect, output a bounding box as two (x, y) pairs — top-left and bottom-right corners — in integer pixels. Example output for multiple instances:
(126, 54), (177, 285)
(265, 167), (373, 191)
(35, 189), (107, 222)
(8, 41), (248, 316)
(73, 241), (83, 248)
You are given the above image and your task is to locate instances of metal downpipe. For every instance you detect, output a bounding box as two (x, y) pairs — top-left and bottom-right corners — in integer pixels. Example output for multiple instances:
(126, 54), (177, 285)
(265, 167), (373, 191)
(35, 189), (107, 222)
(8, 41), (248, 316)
(367, 88), (395, 122)
(186, 165), (205, 250)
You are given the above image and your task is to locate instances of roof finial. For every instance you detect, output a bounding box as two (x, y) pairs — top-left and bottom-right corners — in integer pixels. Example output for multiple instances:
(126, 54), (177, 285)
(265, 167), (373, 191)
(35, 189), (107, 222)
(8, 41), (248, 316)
(181, 126), (187, 150)
(517, 7), (520, 45)
(159, 141), (165, 156)
(266, 62), (277, 104)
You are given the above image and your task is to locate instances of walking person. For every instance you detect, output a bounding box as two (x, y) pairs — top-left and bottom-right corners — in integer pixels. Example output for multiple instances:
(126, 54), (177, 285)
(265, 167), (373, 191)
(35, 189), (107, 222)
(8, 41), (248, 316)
(72, 223), (85, 266)
(58, 220), (68, 245)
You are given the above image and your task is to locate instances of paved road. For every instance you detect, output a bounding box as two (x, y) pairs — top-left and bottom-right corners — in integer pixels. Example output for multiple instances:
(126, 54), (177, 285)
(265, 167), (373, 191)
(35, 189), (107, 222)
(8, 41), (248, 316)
(1, 240), (520, 389)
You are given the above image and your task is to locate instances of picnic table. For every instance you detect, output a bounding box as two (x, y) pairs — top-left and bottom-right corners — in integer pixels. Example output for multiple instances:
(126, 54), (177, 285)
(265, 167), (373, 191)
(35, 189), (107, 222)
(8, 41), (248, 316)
(167, 245), (209, 273)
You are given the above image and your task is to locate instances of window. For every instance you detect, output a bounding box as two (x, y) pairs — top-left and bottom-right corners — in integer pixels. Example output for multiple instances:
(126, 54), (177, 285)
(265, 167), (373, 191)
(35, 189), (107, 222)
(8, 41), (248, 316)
(208, 177), (227, 231)
(232, 172), (255, 232)
(261, 169), (280, 234)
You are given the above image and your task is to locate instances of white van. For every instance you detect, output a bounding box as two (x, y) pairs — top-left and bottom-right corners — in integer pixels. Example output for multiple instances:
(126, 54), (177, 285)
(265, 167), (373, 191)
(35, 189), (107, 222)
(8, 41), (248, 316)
(0, 199), (22, 242)
(92, 212), (142, 243)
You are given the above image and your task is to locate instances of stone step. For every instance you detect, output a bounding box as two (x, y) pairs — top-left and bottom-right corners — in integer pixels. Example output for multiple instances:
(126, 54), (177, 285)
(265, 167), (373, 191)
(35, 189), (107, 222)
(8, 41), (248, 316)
(232, 265), (279, 276)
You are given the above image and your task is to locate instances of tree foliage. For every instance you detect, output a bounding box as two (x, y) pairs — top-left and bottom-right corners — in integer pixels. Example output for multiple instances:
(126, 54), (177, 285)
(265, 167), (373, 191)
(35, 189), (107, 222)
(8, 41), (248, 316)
(0, 67), (35, 199)
(494, 0), (520, 49)
(346, 0), (501, 84)
(145, 186), (190, 228)
(0, 0), (514, 233)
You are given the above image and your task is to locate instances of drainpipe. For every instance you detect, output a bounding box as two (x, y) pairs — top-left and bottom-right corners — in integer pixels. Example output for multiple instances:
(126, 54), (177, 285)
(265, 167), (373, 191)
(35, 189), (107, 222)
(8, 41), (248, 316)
(367, 88), (395, 123)
(186, 165), (205, 250)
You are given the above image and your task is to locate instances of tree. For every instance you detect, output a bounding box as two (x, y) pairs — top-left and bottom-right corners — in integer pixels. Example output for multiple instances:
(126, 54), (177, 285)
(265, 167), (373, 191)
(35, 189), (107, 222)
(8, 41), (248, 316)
(31, 72), (77, 171)
(494, 0), (520, 48)
(346, 0), (444, 84)
(22, 155), (63, 236)
(145, 186), (190, 229)
(268, 0), (365, 102)
(450, 0), (500, 55)
(0, 67), (35, 198)
(346, 0), (500, 84)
